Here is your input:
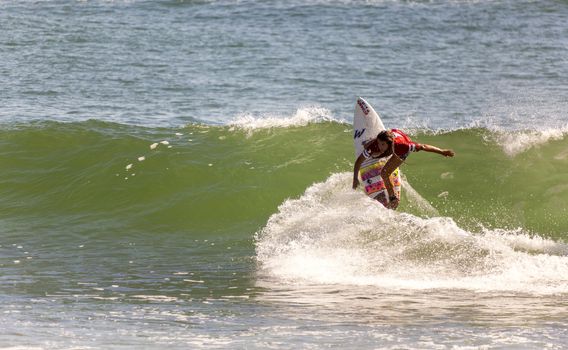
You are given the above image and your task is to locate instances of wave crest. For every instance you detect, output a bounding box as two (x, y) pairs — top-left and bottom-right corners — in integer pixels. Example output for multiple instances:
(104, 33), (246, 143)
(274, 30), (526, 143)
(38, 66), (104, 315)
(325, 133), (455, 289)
(227, 106), (345, 132)
(492, 127), (568, 157)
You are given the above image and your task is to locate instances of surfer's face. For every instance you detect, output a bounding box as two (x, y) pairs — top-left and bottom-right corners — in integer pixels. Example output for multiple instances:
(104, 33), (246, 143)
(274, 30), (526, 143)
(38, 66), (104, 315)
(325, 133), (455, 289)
(377, 139), (389, 153)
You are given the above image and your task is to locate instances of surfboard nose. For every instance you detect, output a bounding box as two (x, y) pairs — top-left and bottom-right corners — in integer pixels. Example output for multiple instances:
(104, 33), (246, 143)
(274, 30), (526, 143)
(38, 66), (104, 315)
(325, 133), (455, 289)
(356, 97), (370, 116)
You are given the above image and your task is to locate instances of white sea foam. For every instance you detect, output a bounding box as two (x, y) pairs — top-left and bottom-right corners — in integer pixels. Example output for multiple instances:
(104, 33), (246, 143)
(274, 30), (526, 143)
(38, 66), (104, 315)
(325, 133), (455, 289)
(255, 172), (568, 295)
(493, 128), (567, 157)
(227, 106), (345, 132)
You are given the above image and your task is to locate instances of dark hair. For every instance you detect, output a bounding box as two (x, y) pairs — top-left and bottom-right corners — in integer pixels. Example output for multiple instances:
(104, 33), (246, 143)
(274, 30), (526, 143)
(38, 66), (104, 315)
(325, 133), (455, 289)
(377, 130), (394, 144)
(376, 130), (394, 157)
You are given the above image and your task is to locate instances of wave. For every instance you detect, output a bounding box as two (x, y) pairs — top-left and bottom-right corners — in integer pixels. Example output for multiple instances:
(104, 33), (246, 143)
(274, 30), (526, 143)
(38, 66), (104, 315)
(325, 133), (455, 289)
(255, 173), (568, 295)
(1, 119), (567, 238)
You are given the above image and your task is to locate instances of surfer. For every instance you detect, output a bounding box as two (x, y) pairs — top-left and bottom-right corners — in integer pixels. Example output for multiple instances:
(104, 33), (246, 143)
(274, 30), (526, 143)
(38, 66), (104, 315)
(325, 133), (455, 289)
(352, 129), (455, 209)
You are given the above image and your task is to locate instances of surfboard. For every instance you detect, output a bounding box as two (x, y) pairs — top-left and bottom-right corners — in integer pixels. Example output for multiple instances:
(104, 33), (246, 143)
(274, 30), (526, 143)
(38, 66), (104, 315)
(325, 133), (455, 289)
(353, 97), (401, 206)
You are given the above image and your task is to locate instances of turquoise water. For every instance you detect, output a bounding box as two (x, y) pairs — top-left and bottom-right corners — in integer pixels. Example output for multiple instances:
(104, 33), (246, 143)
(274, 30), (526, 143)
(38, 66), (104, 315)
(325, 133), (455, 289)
(1, 0), (568, 349)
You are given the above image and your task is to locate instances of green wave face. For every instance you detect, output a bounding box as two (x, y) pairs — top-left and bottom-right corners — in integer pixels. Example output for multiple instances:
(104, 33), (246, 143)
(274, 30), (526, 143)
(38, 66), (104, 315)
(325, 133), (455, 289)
(405, 129), (568, 238)
(1, 121), (566, 239)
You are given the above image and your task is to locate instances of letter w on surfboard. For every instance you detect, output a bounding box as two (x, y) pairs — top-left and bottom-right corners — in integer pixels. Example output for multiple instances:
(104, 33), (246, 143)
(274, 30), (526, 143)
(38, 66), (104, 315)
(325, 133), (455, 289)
(353, 97), (401, 207)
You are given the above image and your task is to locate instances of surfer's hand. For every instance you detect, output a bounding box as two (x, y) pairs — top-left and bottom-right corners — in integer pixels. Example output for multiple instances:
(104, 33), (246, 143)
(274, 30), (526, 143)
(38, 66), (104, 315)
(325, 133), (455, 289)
(352, 178), (359, 189)
(442, 149), (455, 157)
(387, 197), (399, 210)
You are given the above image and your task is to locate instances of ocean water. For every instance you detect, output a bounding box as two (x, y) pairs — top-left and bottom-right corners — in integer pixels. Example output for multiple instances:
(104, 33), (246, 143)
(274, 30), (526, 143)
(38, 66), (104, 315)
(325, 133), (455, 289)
(1, 0), (568, 349)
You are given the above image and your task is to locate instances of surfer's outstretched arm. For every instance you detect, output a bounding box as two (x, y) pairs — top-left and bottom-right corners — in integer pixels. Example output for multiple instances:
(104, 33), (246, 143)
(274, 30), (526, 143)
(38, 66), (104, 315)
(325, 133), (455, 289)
(352, 154), (365, 189)
(417, 144), (455, 157)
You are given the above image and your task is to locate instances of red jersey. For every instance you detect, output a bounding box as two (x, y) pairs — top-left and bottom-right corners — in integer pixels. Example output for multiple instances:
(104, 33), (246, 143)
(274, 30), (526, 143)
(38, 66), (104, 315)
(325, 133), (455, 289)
(391, 129), (418, 160)
(362, 129), (419, 160)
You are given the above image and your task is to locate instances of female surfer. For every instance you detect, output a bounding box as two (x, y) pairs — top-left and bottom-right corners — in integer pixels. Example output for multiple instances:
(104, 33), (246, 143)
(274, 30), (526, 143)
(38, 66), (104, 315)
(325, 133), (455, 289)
(352, 129), (455, 210)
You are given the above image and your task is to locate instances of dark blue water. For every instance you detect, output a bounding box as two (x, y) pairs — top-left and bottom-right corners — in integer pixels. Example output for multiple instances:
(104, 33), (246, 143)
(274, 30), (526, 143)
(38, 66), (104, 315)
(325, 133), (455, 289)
(2, 0), (567, 128)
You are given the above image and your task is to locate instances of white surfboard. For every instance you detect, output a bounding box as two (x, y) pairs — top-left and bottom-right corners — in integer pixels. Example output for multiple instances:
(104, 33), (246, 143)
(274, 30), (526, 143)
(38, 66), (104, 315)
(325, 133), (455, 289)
(353, 97), (401, 206)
